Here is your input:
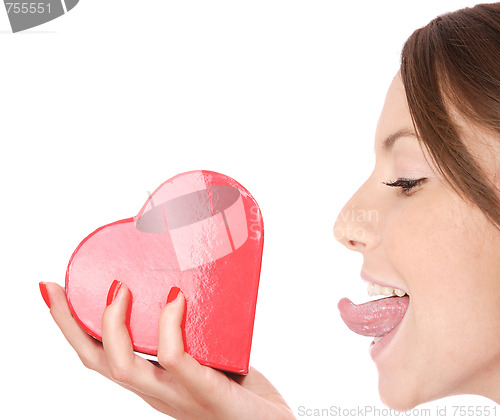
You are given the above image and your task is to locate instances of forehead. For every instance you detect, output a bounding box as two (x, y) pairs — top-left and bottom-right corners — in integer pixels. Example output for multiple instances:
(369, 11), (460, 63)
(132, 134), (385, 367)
(374, 73), (415, 151)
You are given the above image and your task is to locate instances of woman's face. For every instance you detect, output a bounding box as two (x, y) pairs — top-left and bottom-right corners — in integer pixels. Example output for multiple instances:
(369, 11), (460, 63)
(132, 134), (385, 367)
(334, 73), (500, 409)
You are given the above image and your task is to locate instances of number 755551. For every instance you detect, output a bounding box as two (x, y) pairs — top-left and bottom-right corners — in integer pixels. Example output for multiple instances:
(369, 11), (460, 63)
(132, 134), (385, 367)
(5, 2), (52, 14)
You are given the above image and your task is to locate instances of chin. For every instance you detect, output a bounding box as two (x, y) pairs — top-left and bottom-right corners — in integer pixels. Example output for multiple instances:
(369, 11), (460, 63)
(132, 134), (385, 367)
(377, 373), (423, 411)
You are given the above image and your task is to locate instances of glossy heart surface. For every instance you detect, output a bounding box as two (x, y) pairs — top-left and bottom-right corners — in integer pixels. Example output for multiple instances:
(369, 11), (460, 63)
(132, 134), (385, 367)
(66, 170), (263, 373)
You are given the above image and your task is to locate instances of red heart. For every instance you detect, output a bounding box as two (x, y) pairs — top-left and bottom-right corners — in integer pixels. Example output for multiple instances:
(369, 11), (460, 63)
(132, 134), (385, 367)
(65, 170), (263, 374)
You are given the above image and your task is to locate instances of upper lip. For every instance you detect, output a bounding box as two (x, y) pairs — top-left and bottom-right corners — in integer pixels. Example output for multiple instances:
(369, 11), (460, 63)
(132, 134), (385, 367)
(360, 270), (409, 295)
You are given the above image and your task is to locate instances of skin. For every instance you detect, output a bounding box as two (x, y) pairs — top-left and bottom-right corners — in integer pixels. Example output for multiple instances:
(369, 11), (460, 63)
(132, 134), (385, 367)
(333, 73), (500, 409)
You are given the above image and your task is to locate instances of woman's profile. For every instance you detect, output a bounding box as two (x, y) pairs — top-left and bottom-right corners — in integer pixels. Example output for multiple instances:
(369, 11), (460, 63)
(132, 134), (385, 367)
(39, 2), (500, 418)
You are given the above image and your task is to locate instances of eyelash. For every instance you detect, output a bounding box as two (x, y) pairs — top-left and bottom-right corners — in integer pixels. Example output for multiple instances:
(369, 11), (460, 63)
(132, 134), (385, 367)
(383, 177), (427, 196)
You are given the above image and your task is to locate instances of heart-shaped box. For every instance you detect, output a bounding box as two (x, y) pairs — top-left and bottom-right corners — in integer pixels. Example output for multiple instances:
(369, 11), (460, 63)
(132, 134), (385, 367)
(65, 170), (263, 374)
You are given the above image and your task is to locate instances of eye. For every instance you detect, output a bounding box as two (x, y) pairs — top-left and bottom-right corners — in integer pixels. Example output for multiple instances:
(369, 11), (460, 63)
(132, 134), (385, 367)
(383, 177), (427, 196)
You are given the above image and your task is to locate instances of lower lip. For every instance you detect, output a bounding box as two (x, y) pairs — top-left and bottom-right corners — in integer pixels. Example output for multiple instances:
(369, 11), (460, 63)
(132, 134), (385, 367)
(369, 319), (404, 361)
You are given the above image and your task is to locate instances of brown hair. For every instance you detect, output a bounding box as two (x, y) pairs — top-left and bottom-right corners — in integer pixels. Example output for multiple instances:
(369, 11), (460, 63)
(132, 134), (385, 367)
(400, 2), (500, 229)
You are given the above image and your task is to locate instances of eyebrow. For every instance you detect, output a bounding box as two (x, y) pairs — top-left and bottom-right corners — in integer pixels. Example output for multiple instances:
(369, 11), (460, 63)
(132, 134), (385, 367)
(382, 128), (418, 151)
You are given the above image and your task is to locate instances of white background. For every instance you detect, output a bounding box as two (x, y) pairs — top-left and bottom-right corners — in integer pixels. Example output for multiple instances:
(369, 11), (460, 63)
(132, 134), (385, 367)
(1, 1), (497, 419)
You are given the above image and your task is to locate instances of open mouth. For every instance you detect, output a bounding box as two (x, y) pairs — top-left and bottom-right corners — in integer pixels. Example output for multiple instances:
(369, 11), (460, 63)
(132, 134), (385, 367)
(338, 274), (410, 358)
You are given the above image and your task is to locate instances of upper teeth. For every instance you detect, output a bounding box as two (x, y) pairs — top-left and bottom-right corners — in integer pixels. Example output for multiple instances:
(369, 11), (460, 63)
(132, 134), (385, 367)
(367, 282), (407, 297)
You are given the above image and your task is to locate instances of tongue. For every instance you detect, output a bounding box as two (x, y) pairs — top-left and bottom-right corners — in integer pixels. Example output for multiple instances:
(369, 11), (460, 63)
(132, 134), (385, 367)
(338, 296), (409, 337)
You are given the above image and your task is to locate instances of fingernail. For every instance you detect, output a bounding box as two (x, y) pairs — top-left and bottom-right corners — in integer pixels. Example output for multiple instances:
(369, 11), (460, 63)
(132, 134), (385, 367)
(39, 282), (51, 309)
(106, 280), (122, 306)
(166, 286), (181, 304)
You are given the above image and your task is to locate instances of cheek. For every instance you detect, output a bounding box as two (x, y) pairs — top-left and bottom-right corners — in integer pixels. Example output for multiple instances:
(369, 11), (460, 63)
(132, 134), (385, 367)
(383, 189), (500, 395)
(386, 196), (463, 340)
(384, 191), (461, 294)
(388, 192), (498, 319)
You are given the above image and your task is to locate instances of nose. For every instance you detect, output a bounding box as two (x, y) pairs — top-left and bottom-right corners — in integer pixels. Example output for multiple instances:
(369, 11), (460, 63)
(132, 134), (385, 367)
(333, 181), (379, 253)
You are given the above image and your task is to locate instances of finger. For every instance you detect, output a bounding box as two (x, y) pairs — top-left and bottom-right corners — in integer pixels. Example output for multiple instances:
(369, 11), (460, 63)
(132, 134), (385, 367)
(44, 282), (181, 416)
(101, 282), (135, 374)
(101, 283), (182, 403)
(45, 282), (108, 373)
(159, 289), (186, 362)
(158, 290), (225, 398)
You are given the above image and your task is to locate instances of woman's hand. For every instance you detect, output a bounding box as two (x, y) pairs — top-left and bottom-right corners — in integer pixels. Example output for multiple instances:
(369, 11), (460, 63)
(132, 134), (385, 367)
(40, 282), (295, 420)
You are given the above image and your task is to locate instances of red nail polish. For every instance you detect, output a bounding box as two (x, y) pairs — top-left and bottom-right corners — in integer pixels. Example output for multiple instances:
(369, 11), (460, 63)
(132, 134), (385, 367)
(167, 286), (181, 304)
(106, 280), (122, 306)
(39, 282), (51, 309)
